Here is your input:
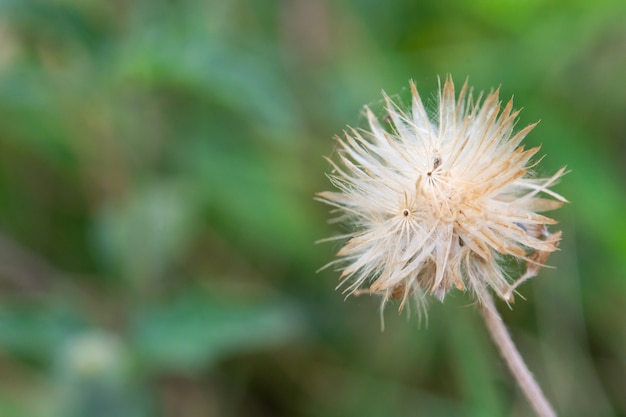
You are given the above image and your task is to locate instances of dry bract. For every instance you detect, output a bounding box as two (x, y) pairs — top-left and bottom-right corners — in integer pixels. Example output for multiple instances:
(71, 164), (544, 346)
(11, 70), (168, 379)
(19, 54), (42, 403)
(318, 76), (567, 315)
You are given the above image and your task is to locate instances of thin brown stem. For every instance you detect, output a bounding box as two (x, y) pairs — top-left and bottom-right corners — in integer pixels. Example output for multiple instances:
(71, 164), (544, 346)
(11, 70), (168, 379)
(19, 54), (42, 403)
(479, 288), (557, 417)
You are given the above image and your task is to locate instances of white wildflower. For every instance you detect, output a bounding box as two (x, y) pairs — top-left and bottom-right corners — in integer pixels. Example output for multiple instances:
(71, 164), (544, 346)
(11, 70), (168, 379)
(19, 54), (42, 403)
(318, 76), (567, 315)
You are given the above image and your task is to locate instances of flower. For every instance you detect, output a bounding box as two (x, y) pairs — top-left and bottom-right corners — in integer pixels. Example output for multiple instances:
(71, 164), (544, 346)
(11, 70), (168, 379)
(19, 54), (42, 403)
(317, 76), (566, 316)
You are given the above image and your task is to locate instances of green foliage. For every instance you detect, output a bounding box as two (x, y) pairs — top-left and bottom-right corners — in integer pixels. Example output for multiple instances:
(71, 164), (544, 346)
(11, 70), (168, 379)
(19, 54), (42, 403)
(132, 291), (303, 373)
(0, 0), (624, 416)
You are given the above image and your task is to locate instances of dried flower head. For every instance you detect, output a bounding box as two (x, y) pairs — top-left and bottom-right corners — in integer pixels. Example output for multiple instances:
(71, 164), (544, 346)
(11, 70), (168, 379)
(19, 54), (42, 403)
(318, 76), (566, 316)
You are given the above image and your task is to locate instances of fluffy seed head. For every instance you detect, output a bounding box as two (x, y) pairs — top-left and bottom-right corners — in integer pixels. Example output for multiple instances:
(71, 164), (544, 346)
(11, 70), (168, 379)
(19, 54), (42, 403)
(318, 76), (566, 316)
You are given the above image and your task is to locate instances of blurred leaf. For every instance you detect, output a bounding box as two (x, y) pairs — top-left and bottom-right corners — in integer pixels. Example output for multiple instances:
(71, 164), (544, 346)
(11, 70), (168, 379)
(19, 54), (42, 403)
(0, 304), (84, 363)
(115, 19), (299, 139)
(0, 0), (104, 48)
(176, 140), (321, 265)
(0, 68), (73, 163)
(131, 290), (303, 373)
(92, 181), (198, 285)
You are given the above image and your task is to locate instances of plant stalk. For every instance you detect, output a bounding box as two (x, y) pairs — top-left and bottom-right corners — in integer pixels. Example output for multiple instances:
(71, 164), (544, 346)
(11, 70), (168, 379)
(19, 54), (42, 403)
(479, 289), (557, 417)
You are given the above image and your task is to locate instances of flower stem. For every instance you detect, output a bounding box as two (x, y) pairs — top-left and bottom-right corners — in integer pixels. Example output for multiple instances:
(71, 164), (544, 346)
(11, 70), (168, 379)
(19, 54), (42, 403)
(479, 289), (557, 417)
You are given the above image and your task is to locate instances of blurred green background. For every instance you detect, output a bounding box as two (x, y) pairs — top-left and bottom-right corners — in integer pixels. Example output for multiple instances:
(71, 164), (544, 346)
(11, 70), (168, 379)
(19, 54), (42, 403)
(0, 0), (624, 416)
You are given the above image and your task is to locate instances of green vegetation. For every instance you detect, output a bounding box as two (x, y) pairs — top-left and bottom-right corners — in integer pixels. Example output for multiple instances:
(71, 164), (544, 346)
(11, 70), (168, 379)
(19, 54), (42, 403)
(0, 1), (624, 416)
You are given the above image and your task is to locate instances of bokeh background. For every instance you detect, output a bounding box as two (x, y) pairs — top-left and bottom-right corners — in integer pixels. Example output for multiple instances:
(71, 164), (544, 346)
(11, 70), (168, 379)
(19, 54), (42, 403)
(0, 1), (624, 416)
